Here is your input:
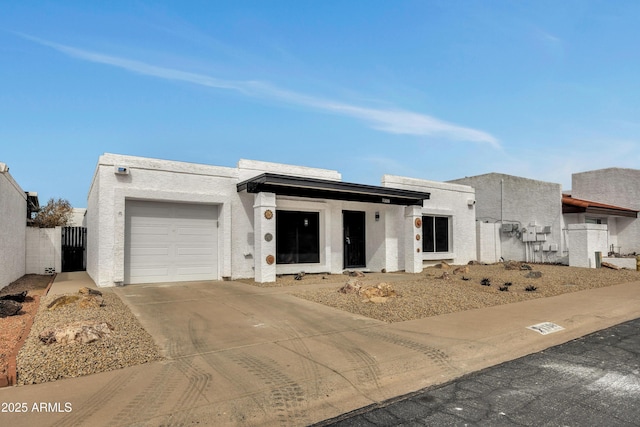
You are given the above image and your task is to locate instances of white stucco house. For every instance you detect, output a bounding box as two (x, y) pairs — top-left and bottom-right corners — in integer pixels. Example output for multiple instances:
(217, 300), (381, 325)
(86, 153), (477, 287)
(449, 173), (564, 264)
(564, 167), (640, 256)
(0, 162), (28, 289)
(451, 169), (639, 268)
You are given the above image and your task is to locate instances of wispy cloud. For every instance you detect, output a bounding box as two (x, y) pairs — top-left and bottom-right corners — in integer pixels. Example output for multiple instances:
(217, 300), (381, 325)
(19, 33), (500, 147)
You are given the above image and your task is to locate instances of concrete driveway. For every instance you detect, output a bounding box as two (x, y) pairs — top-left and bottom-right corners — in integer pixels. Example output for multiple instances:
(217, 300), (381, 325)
(2, 276), (640, 426)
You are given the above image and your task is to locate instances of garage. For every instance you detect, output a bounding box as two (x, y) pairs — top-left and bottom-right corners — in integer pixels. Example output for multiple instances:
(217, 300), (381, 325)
(125, 200), (219, 284)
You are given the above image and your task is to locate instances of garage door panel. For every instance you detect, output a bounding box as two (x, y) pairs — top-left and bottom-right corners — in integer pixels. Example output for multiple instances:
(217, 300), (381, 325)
(125, 201), (218, 284)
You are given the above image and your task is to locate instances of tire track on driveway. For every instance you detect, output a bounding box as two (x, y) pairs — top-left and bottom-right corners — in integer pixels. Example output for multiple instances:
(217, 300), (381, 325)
(357, 329), (454, 374)
(52, 370), (139, 427)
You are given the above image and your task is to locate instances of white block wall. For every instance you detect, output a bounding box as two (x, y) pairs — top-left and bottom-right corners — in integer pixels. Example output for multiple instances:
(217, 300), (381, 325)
(450, 173), (563, 263)
(26, 227), (61, 274)
(568, 224), (608, 268)
(477, 222), (501, 263)
(0, 163), (26, 290)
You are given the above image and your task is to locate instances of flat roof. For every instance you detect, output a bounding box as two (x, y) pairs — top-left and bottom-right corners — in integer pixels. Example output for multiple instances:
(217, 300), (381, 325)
(237, 173), (430, 206)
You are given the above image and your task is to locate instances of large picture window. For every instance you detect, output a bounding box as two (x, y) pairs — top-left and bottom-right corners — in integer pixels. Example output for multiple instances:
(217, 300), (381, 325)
(422, 215), (450, 253)
(276, 211), (320, 264)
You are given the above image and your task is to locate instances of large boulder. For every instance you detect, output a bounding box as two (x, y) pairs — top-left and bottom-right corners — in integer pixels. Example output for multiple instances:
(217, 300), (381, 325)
(0, 300), (22, 317)
(0, 291), (28, 303)
(39, 321), (114, 345)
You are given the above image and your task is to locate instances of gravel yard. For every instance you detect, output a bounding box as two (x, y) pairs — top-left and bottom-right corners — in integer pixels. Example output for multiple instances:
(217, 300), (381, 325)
(16, 290), (163, 385)
(2, 262), (639, 387)
(289, 263), (640, 323)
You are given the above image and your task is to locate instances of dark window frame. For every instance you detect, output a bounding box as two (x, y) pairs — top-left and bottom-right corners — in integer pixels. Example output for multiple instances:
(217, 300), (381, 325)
(276, 210), (321, 264)
(422, 215), (450, 253)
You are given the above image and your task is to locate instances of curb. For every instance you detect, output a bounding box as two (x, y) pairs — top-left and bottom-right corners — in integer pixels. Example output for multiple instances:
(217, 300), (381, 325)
(1, 274), (56, 388)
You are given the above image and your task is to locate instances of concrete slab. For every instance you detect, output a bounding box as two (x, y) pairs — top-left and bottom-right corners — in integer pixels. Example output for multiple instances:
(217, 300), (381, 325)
(1, 276), (639, 426)
(47, 272), (101, 296)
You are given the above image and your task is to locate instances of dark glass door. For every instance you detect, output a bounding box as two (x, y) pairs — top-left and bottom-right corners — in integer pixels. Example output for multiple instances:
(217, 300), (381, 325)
(343, 211), (366, 268)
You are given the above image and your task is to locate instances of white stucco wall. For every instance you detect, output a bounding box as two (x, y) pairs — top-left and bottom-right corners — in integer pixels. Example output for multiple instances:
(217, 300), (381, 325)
(571, 168), (640, 254)
(0, 163), (26, 290)
(567, 224), (608, 268)
(25, 227), (61, 274)
(450, 173), (563, 263)
(87, 154), (479, 286)
(68, 208), (87, 227)
(476, 222), (501, 263)
(86, 154), (238, 287)
(382, 175), (477, 266)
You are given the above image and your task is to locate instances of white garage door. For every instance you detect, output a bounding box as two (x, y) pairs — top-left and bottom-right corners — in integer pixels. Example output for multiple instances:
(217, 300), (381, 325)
(125, 200), (218, 284)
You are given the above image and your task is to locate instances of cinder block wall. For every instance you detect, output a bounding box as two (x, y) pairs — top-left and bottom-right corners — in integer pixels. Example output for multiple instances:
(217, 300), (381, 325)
(0, 164), (26, 290)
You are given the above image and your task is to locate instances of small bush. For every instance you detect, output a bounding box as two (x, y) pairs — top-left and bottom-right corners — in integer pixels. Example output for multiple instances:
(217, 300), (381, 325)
(498, 286), (509, 292)
(525, 285), (537, 292)
(480, 278), (491, 286)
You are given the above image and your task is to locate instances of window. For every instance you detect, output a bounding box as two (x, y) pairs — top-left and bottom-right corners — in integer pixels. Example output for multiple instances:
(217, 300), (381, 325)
(276, 211), (320, 264)
(586, 217), (605, 225)
(422, 215), (450, 253)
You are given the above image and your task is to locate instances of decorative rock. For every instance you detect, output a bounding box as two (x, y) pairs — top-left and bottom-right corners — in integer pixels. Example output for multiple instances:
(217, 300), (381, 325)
(0, 300), (22, 317)
(47, 293), (104, 310)
(601, 262), (621, 270)
(338, 279), (362, 294)
(47, 295), (81, 310)
(78, 295), (104, 309)
(360, 283), (397, 299)
(438, 261), (451, 269)
(294, 272), (305, 280)
(0, 291), (28, 303)
(504, 260), (522, 270)
(78, 287), (102, 296)
(439, 272), (451, 280)
(39, 321), (114, 345)
(453, 266), (469, 275)
(525, 271), (543, 279)
(520, 264), (533, 270)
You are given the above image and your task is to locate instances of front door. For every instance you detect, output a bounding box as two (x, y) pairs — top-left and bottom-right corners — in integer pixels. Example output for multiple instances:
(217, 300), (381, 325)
(343, 211), (366, 268)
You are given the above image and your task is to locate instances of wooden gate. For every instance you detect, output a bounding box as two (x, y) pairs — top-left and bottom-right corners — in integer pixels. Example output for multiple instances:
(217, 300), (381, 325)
(62, 227), (87, 272)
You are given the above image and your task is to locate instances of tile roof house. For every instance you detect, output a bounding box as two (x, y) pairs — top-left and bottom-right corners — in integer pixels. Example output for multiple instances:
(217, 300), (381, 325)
(451, 168), (640, 268)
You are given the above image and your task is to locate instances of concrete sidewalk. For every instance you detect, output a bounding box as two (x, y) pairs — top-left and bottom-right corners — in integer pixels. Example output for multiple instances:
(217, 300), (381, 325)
(1, 274), (639, 426)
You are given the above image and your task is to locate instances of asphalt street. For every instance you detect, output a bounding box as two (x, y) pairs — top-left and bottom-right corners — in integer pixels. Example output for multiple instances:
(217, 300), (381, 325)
(318, 318), (640, 427)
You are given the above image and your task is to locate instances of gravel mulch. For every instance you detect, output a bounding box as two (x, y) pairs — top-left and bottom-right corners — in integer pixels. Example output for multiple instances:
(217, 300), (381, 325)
(289, 263), (640, 323)
(16, 290), (163, 385)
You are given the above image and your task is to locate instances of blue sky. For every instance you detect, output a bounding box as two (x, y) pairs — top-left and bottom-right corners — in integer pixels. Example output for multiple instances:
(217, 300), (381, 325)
(2, 1), (640, 208)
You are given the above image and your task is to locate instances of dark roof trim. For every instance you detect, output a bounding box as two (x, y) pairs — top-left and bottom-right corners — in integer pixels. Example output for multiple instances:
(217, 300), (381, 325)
(562, 195), (639, 218)
(237, 173), (430, 206)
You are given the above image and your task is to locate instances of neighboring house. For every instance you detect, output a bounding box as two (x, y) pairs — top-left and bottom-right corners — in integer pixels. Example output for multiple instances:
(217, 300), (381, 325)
(451, 169), (640, 269)
(567, 168), (640, 256)
(449, 173), (564, 264)
(68, 208), (87, 227)
(0, 162), (29, 289)
(86, 153), (477, 287)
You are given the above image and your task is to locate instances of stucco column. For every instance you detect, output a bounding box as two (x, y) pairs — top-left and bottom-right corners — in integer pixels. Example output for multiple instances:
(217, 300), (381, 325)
(254, 192), (277, 283)
(405, 206), (423, 273)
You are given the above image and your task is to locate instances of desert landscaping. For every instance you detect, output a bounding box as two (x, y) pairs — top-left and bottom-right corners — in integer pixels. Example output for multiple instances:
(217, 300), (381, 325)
(1, 261), (639, 386)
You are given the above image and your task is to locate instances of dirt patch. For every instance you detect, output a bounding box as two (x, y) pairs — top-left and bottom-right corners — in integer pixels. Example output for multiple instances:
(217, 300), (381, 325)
(0, 275), (52, 386)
